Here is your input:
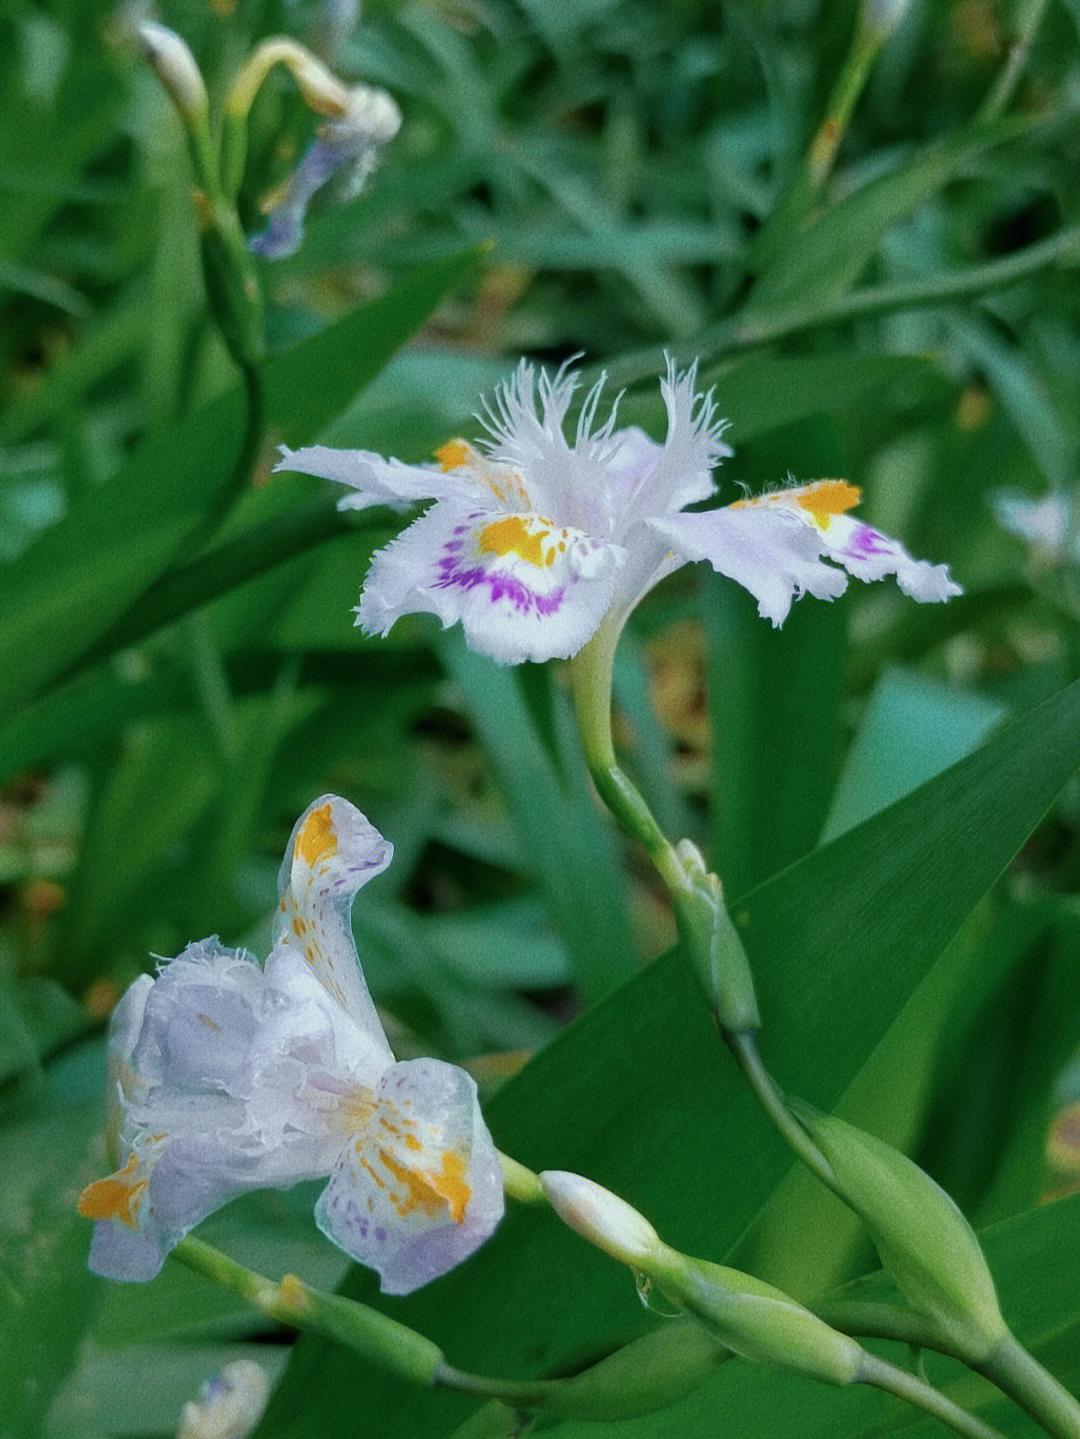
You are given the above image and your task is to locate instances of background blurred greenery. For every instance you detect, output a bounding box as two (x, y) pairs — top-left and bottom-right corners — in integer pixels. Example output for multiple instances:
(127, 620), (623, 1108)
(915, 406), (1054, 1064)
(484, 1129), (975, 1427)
(4, 0), (1080, 1435)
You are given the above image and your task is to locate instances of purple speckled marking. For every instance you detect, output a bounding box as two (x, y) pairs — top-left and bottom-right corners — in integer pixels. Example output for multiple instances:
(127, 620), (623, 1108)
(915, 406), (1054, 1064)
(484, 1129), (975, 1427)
(843, 523), (893, 559)
(433, 542), (566, 617)
(374, 1226), (387, 1243)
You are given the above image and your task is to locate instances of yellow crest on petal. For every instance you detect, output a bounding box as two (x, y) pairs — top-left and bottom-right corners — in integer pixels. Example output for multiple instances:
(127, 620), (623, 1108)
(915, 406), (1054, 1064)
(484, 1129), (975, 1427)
(78, 1153), (147, 1229)
(792, 480), (861, 530)
(295, 802), (338, 867)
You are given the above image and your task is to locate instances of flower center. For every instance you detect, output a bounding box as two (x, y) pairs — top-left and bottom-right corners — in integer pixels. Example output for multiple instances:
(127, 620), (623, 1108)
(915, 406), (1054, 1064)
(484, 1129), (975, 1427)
(478, 514), (570, 569)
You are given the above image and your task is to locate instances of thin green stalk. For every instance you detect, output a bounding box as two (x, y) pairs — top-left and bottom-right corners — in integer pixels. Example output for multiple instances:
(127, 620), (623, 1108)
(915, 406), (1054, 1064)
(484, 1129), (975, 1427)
(725, 1030), (838, 1191)
(173, 1237), (444, 1387)
(980, 1333), (1080, 1439)
(817, 1300), (957, 1354)
(979, 0), (1050, 122)
(858, 1353), (1006, 1439)
(602, 223), (1080, 390)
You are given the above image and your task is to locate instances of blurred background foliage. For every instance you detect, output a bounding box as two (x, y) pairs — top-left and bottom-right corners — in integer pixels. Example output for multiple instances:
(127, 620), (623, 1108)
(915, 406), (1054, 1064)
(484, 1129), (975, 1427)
(4, 0), (1080, 1435)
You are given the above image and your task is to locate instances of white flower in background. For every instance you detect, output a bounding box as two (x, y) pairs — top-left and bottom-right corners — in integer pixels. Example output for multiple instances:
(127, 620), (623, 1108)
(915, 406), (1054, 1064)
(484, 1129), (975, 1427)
(176, 1361), (270, 1439)
(277, 360), (960, 664)
(992, 490), (1080, 565)
(79, 796), (504, 1294)
(250, 82), (401, 259)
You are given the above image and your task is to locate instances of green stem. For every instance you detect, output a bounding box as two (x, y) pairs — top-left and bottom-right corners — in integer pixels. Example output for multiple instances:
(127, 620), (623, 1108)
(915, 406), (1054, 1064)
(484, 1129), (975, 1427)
(858, 1352), (1007, 1439)
(726, 1030), (838, 1190)
(172, 1237), (444, 1387)
(603, 222), (1080, 390)
(978, 0), (1050, 122)
(817, 1300), (957, 1354)
(979, 1332), (1080, 1439)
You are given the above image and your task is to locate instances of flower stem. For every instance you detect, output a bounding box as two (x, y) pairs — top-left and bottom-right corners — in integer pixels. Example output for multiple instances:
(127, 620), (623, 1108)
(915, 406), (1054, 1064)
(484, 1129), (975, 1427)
(858, 1352), (1006, 1439)
(172, 1236), (444, 1387)
(725, 1029), (837, 1190)
(979, 1333), (1080, 1439)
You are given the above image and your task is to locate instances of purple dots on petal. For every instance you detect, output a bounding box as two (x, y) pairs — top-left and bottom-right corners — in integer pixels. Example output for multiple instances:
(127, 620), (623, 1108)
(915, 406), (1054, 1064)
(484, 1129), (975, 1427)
(375, 1226), (387, 1242)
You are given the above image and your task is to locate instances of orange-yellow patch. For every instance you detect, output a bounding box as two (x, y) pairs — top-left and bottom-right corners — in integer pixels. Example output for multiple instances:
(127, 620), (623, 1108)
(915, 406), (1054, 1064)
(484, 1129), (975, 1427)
(380, 1148), (470, 1224)
(295, 803), (337, 867)
(479, 515), (549, 568)
(793, 480), (861, 529)
(78, 1153), (147, 1229)
(435, 439), (472, 472)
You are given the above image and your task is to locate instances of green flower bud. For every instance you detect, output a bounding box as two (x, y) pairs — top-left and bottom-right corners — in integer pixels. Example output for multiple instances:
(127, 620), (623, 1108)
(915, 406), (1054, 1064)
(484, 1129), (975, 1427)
(542, 1321), (726, 1421)
(794, 1108), (1007, 1359)
(671, 841), (760, 1034)
(657, 1248), (864, 1387)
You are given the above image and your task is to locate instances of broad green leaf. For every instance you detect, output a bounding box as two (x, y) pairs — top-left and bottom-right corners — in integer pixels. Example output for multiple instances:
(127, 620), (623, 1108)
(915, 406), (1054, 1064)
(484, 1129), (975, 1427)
(545, 1192), (1080, 1439)
(0, 1043), (106, 1439)
(439, 636), (637, 1005)
(747, 113), (1046, 311)
(822, 669), (1008, 842)
(704, 418), (848, 895)
(0, 249), (483, 722)
(254, 676), (1080, 1439)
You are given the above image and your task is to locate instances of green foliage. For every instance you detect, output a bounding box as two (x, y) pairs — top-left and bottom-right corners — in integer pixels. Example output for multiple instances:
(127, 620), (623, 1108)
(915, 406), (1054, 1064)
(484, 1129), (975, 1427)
(3, 0), (1080, 1435)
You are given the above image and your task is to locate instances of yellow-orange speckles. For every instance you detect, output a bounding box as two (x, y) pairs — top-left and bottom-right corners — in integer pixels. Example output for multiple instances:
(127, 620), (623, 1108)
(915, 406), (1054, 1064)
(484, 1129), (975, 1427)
(793, 480), (860, 529)
(403, 1134), (422, 1152)
(295, 803), (337, 867)
(292, 916), (308, 937)
(379, 1148), (470, 1225)
(197, 1013), (221, 1031)
(78, 1153), (147, 1229)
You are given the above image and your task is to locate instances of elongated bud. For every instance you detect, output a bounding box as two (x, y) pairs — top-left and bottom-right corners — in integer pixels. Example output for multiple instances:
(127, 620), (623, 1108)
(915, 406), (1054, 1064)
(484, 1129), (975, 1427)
(541, 1171), (863, 1389)
(541, 1322), (726, 1420)
(794, 1107), (1007, 1359)
(673, 841), (760, 1034)
(540, 1172), (661, 1268)
(137, 22), (209, 124)
(662, 1253), (864, 1387)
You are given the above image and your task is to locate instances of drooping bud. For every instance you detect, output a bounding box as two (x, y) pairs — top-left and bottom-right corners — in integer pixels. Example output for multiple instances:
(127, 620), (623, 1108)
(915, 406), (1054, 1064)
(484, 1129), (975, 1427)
(539, 1172), (661, 1269)
(136, 22), (209, 125)
(249, 81), (401, 259)
(794, 1107), (1007, 1359)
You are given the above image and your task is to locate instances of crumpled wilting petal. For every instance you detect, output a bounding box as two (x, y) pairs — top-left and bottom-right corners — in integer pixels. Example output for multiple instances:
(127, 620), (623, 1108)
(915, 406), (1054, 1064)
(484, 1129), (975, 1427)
(250, 83), (401, 260)
(276, 360), (960, 662)
(80, 795), (504, 1292)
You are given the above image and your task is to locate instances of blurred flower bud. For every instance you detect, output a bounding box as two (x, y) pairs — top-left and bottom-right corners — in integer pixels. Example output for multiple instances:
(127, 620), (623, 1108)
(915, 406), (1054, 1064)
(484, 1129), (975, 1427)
(795, 1108), (1007, 1358)
(250, 81), (401, 259)
(540, 1172), (661, 1269)
(861, 0), (914, 42)
(137, 22), (209, 124)
(176, 1360), (270, 1439)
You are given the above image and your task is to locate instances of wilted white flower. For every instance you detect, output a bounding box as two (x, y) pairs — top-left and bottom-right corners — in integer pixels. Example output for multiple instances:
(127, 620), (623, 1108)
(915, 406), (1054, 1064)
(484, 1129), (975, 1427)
(79, 796), (504, 1294)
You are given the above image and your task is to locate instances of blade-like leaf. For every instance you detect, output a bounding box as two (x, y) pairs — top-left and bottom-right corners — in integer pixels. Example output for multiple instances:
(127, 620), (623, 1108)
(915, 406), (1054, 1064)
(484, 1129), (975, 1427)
(254, 677), (1080, 1439)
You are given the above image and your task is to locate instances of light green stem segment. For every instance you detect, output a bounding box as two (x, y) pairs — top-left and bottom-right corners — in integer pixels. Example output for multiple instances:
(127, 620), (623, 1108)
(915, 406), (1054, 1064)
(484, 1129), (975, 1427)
(857, 1353), (1006, 1439)
(979, 1332), (1080, 1439)
(173, 1236), (444, 1388)
(569, 623), (759, 1031)
(726, 1030), (837, 1190)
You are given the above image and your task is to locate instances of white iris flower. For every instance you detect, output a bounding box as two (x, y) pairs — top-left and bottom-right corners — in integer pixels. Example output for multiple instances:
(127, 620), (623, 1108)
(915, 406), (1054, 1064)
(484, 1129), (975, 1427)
(79, 796), (504, 1294)
(276, 359), (960, 664)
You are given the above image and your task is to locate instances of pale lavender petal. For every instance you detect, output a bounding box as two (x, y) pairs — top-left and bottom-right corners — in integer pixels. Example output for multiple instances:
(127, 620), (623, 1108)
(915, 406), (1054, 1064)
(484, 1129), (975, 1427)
(315, 1058), (504, 1294)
